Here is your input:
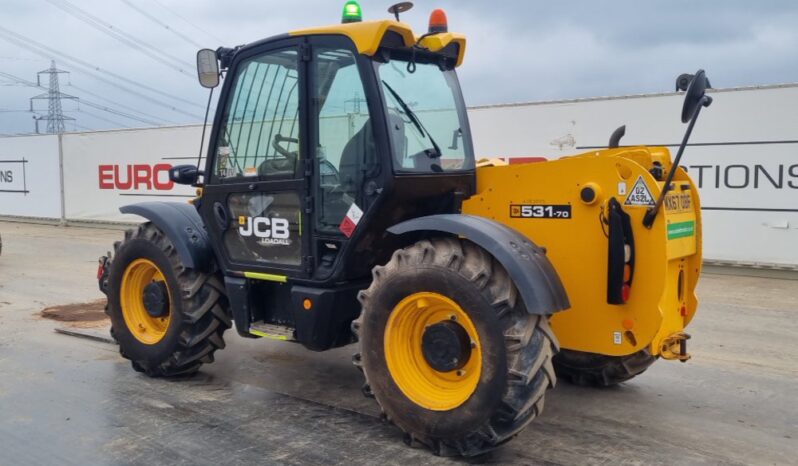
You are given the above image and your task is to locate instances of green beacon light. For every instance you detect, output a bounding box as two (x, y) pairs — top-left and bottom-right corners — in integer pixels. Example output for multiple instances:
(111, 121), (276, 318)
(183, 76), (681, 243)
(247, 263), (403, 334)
(342, 1), (363, 23)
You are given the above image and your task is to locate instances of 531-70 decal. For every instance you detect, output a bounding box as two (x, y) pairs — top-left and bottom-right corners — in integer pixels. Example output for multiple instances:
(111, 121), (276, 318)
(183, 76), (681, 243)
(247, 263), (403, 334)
(510, 204), (572, 219)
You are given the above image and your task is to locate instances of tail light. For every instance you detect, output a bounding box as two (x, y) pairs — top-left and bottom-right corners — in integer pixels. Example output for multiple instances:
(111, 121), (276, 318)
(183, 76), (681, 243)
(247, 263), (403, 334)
(606, 198), (635, 304)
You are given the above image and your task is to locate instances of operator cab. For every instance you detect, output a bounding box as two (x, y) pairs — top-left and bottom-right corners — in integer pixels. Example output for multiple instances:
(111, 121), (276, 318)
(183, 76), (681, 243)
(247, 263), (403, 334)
(184, 6), (475, 287)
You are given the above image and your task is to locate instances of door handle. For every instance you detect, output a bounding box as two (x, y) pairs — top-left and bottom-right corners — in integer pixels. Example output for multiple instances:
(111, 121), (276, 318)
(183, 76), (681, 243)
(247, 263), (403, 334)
(213, 202), (229, 230)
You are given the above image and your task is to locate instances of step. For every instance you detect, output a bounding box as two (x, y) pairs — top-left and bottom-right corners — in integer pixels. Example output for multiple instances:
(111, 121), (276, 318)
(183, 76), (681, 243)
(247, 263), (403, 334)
(249, 322), (296, 341)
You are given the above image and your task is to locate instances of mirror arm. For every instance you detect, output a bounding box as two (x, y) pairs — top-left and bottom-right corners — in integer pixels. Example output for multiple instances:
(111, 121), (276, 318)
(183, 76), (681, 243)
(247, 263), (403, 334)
(194, 87), (215, 187)
(642, 95), (712, 229)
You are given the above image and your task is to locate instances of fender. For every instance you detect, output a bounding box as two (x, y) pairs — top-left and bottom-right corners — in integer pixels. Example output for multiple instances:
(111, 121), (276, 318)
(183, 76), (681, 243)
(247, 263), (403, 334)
(120, 202), (213, 272)
(388, 214), (570, 315)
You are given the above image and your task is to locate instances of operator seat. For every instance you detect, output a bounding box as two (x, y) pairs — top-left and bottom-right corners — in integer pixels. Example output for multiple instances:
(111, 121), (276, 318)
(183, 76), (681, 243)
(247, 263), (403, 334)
(338, 120), (374, 196)
(338, 112), (406, 195)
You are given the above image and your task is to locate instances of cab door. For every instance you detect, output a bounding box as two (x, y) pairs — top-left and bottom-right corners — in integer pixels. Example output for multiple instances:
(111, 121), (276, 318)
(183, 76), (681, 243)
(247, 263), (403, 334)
(200, 38), (311, 279)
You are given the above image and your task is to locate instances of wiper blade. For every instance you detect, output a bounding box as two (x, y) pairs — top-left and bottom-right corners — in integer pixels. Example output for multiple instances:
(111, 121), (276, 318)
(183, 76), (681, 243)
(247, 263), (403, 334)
(382, 80), (442, 158)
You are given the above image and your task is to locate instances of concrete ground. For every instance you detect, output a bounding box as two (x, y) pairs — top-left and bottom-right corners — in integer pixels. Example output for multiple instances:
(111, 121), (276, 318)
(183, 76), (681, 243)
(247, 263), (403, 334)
(0, 221), (796, 466)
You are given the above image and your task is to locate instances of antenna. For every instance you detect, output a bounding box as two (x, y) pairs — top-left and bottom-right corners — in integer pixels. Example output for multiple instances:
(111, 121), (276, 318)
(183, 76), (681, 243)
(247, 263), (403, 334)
(388, 2), (414, 21)
(29, 60), (77, 133)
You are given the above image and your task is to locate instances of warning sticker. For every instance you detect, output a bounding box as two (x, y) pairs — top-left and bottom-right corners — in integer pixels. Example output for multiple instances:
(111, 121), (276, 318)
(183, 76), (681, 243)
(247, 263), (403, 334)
(624, 176), (655, 207)
(339, 203), (364, 238)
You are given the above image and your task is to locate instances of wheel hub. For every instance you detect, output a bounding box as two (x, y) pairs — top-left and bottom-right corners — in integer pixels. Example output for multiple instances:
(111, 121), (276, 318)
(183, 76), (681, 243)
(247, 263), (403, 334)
(421, 320), (471, 372)
(143, 281), (169, 317)
(120, 258), (172, 345)
(383, 292), (482, 411)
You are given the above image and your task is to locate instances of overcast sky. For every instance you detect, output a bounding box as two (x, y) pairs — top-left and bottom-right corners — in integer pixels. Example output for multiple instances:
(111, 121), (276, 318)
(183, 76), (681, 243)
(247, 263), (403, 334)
(1, 0), (796, 135)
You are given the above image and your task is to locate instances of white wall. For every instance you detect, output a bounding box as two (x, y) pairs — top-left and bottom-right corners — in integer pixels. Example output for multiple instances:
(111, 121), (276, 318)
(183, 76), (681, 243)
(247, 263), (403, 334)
(1, 84), (796, 266)
(61, 125), (203, 222)
(0, 134), (62, 219)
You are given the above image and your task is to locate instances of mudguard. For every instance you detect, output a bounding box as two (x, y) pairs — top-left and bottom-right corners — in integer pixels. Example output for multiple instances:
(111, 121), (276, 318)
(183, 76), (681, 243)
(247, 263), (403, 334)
(388, 214), (570, 315)
(120, 202), (214, 272)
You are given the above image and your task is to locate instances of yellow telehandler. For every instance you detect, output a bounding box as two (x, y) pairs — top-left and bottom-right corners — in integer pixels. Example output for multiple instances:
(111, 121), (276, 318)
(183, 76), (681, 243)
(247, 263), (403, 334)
(98, 1), (710, 456)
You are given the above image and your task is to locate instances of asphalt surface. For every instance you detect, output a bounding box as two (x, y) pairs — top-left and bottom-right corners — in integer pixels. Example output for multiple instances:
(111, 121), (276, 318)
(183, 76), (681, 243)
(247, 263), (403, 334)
(0, 221), (796, 465)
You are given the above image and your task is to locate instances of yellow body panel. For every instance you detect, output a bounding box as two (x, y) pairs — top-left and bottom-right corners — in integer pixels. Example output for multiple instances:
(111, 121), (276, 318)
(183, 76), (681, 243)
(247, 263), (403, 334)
(290, 20), (466, 67)
(462, 148), (701, 357)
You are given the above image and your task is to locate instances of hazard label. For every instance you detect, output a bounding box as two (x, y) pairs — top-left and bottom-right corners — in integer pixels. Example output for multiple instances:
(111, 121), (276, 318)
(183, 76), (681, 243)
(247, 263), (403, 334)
(624, 176), (655, 207)
(339, 203), (364, 238)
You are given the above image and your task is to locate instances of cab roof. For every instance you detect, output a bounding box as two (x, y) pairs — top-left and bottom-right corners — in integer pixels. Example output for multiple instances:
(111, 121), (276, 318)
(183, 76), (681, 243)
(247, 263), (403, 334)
(289, 20), (467, 67)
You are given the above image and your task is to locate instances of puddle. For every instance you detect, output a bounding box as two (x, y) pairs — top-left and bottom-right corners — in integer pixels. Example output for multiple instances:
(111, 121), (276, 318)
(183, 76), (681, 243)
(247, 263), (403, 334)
(39, 299), (109, 328)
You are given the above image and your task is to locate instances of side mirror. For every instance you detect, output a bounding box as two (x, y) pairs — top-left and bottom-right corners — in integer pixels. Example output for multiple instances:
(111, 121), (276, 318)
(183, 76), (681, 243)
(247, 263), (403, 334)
(196, 49), (220, 88)
(681, 69), (712, 123)
(169, 164), (202, 185)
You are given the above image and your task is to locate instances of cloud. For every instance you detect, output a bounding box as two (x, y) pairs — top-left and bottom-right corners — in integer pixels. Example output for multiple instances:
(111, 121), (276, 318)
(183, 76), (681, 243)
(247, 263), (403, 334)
(0, 0), (796, 134)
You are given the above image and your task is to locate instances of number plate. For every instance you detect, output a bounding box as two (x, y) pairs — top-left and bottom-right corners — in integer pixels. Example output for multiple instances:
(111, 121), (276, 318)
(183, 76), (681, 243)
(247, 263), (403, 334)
(510, 204), (572, 219)
(664, 192), (692, 213)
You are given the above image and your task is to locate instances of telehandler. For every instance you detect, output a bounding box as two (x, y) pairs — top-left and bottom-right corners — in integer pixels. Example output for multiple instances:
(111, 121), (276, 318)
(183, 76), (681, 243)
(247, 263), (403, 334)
(98, 1), (710, 456)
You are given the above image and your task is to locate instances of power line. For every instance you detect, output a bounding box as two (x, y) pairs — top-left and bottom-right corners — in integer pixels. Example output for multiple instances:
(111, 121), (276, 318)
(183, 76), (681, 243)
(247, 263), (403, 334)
(0, 25), (205, 118)
(77, 107), (130, 129)
(0, 25), (202, 109)
(120, 0), (206, 49)
(43, 0), (195, 76)
(73, 122), (95, 132)
(0, 70), (163, 126)
(66, 83), (177, 125)
(150, 0), (225, 43)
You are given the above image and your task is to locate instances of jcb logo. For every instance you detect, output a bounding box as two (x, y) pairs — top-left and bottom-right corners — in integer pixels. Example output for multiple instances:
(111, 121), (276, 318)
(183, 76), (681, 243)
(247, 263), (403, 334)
(238, 216), (291, 246)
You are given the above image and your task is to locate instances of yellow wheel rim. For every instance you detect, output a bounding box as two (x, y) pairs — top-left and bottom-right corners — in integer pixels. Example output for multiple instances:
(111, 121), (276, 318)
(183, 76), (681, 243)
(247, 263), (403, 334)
(384, 292), (482, 411)
(120, 258), (172, 345)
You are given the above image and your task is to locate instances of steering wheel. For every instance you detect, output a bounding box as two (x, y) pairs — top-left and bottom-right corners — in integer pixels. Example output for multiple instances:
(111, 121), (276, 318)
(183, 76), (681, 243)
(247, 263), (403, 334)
(319, 159), (339, 185)
(272, 134), (299, 163)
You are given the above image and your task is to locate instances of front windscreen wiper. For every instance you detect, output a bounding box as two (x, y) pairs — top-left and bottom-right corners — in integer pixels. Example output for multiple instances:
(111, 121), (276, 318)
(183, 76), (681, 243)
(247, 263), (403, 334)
(381, 80), (442, 158)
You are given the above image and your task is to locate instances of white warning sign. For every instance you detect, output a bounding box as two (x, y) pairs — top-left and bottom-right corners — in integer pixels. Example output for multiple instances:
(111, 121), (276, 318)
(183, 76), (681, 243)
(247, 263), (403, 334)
(624, 175), (655, 206)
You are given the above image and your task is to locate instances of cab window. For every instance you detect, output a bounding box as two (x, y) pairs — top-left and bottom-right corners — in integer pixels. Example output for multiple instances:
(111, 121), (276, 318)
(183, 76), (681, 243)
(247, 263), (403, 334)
(312, 47), (377, 234)
(376, 60), (474, 173)
(214, 48), (300, 180)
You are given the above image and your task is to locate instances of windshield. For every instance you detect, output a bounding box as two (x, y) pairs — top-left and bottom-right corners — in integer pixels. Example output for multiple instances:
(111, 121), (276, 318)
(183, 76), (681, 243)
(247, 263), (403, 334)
(376, 60), (474, 173)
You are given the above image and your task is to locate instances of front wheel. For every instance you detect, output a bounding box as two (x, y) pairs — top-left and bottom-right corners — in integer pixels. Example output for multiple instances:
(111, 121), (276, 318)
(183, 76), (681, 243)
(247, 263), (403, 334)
(106, 222), (231, 377)
(354, 238), (559, 457)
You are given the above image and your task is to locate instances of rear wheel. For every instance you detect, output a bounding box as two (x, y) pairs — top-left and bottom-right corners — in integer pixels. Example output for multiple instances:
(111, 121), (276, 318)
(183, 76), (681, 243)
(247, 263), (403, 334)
(354, 238), (558, 457)
(553, 348), (656, 387)
(106, 222), (231, 377)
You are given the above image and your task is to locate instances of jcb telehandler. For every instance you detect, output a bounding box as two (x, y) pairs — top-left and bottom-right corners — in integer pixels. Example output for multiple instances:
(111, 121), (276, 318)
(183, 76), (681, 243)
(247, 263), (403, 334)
(98, 2), (710, 456)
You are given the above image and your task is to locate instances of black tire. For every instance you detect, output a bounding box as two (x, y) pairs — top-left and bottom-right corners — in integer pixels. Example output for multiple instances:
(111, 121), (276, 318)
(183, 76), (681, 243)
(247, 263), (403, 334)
(354, 238), (559, 457)
(106, 222), (231, 377)
(553, 348), (656, 387)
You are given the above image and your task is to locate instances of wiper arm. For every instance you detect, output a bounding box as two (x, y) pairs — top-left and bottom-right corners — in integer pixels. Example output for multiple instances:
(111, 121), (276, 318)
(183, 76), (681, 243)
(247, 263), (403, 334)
(382, 80), (442, 158)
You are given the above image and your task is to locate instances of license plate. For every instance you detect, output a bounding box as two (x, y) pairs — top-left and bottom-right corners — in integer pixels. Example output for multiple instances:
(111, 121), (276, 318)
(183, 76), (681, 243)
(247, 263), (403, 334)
(664, 192), (692, 213)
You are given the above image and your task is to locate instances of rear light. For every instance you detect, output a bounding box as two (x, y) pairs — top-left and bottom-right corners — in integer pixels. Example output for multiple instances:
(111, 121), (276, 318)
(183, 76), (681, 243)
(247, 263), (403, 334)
(97, 260), (106, 280)
(606, 198), (635, 304)
(621, 284), (631, 302)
